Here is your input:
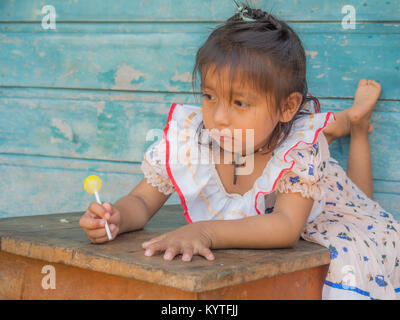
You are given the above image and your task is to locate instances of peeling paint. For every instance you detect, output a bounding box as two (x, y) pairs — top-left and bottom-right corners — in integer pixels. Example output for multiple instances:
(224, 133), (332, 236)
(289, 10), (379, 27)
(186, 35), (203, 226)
(113, 65), (146, 90)
(51, 119), (73, 142)
(109, 94), (136, 101)
(0, 36), (22, 44)
(165, 84), (180, 91)
(141, 95), (167, 103)
(56, 68), (78, 82)
(95, 101), (105, 116)
(171, 71), (192, 83)
(305, 50), (318, 59)
(97, 68), (116, 87)
(50, 137), (64, 144)
(342, 77), (353, 81)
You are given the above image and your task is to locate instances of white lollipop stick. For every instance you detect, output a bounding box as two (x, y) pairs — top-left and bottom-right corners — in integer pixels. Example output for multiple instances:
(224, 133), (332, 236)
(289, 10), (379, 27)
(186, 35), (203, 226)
(94, 191), (112, 241)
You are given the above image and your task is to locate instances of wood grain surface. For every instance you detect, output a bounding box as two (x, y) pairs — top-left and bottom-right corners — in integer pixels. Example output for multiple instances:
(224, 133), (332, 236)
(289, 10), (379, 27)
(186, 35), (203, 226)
(0, 204), (330, 293)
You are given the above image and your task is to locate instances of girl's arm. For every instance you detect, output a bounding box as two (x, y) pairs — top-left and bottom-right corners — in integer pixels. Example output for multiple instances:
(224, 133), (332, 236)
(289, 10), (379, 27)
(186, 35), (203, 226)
(115, 177), (173, 234)
(205, 191), (314, 249)
(141, 191), (314, 262)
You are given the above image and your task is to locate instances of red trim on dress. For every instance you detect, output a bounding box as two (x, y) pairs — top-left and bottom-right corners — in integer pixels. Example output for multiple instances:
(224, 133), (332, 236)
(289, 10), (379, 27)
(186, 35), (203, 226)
(164, 102), (335, 221)
(307, 93), (321, 113)
(253, 111), (336, 215)
(164, 103), (193, 224)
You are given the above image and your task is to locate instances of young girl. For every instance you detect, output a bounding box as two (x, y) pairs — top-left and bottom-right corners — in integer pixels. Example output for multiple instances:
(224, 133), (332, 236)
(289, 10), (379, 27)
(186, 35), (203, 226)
(79, 4), (400, 300)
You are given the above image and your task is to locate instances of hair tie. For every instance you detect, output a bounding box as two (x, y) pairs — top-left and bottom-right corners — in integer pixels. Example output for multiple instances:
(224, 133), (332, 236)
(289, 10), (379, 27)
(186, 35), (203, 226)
(233, 0), (257, 22)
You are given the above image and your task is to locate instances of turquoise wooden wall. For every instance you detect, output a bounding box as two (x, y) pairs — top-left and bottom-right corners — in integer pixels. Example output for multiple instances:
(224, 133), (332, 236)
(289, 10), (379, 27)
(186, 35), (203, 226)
(0, 0), (399, 220)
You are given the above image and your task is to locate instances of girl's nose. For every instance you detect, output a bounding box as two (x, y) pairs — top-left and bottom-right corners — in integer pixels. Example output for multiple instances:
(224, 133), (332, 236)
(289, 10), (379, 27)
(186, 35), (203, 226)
(213, 102), (230, 126)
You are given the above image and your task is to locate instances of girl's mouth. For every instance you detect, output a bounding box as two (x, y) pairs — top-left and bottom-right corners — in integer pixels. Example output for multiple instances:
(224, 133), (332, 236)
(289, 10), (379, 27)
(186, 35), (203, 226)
(220, 135), (232, 142)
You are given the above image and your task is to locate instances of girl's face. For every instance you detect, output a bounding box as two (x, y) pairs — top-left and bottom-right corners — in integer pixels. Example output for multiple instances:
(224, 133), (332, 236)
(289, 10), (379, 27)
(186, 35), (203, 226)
(201, 64), (280, 155)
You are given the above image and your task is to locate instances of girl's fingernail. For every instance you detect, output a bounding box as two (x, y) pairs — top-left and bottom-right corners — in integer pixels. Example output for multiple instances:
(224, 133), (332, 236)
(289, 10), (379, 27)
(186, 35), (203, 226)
(164, 253), (172, 260)
(105, 213), (110, 220)
(144, 249), (151, 256)
(100, 220), (105, 226)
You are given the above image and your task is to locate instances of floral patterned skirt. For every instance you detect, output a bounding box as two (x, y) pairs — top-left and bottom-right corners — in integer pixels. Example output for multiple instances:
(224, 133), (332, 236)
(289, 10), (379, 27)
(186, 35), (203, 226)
(301, 165), (400, 300)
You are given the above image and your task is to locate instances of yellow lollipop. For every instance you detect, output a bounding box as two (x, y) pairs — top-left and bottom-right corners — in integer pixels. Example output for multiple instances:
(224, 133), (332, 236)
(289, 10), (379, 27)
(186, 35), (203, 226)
(84, 175), (112, 240)
(84, 175), (102, 195)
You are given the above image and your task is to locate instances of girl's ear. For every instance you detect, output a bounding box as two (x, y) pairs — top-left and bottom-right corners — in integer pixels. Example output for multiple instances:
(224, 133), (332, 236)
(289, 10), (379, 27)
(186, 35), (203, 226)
(279, 92), (303, 123)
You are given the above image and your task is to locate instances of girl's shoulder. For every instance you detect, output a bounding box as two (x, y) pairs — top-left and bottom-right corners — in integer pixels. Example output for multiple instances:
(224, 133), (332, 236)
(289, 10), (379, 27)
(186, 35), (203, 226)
(166, 103), (203, 127)
(140, 103), (202, 197)
(271, 111), (335, 166)
(264, 111), (335, 193)
(270, 111), (335, 202)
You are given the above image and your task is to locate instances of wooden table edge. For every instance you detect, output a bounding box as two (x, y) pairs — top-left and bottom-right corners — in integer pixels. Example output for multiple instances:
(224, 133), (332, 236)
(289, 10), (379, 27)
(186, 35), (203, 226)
(0, 235), (331, 293)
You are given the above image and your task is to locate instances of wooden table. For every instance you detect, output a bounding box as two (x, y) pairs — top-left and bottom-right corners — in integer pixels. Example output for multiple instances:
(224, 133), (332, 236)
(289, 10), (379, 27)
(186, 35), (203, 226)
(0, 205), (330, 300)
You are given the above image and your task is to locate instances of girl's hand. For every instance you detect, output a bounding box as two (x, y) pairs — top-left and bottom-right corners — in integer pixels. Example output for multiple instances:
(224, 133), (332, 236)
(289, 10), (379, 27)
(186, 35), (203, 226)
(141, 222), (215, 262)
(79, 201), (120, 243)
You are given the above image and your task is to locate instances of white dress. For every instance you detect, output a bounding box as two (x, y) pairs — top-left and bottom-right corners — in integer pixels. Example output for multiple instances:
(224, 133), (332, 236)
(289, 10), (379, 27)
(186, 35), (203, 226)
(141, 102), (400, 300)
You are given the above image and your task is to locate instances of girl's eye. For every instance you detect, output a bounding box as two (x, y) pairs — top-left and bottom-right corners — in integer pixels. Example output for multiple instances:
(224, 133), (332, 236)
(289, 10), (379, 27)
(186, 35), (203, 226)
(202, 93), (214, 100)
(202, 94), (249, 108)
(234, 100), (250, 108)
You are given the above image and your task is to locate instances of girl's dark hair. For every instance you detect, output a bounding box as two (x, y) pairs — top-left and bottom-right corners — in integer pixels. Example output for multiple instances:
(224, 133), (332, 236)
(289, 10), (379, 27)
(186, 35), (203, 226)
(192, 1), (318, 154)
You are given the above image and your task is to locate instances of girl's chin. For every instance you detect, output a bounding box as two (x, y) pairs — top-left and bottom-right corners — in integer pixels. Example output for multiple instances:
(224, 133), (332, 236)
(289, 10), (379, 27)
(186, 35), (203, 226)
(212, 138), (242, 153)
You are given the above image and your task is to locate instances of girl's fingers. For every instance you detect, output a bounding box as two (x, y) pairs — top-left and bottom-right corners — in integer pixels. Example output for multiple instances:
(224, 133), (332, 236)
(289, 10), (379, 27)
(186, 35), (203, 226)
(89, 201), (107, 219)
(101, 202), (113, 220)
(142, 238), (215, 261)
(89, 212), (97, 219)
(163, 246), (180, 261)
(109, 224), (118, 238)
(198, 247), (215, 261)
(87, 224), (117, 243)
(102, 202), (112, 213)
(86, 227), (107, 239)
(79, 215), (104, 230)
(142, 235), (165, 248)
(108, 212), (119, 225)
(90, 235), (109, 244)
(144, 240), (167, 256)
(181, 246), (193, 262)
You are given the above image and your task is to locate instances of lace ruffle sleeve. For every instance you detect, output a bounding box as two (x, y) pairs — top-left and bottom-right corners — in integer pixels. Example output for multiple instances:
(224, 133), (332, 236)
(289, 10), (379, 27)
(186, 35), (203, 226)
(275, 133), (330, 201)
(140, 138), (175, 195)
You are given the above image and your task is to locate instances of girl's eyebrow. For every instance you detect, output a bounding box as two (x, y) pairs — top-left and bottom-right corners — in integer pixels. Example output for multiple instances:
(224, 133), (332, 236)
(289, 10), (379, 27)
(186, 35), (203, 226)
(200, 84), (214, 91)
(201, 84), (259, 100)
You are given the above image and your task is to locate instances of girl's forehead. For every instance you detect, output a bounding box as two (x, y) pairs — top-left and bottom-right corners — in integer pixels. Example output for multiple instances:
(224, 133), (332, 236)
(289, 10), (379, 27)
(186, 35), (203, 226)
(202, 66), (256, 93)
(202, 75), (263, 102)
(201, 64), (276, 107)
